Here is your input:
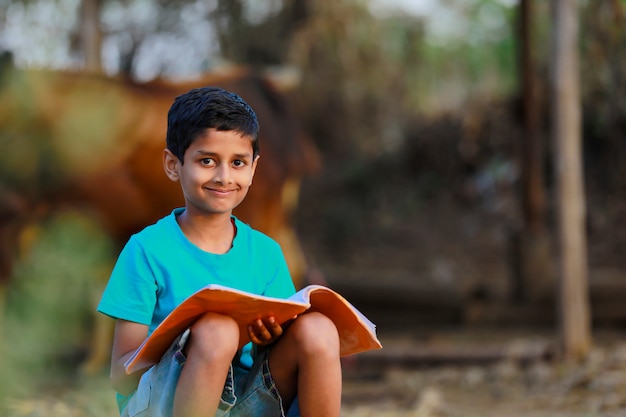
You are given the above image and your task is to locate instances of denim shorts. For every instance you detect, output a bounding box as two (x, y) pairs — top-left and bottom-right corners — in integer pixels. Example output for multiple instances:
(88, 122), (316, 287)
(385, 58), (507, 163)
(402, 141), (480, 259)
(121, 329), (300, 417)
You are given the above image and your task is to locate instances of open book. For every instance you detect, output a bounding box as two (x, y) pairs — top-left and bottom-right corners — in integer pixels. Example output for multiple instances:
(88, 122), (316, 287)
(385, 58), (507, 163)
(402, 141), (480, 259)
(125, 284), (382, 373)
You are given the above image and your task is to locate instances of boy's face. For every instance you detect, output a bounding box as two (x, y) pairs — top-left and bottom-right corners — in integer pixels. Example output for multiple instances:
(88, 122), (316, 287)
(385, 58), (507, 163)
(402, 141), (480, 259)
(164, 128), (259, 218)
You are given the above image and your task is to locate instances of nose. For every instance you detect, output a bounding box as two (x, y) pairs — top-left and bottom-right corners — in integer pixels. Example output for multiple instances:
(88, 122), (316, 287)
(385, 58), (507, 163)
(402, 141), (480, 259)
(214, 165), (233, 185)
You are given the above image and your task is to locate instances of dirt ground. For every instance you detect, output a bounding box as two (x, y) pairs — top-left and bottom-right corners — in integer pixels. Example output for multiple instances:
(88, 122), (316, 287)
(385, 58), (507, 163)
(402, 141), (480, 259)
(339, 328), (626, 417)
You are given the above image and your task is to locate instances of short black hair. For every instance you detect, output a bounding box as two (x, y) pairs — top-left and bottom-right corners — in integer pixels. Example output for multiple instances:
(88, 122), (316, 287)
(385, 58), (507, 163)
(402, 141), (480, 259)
(166, 86), (260, 162)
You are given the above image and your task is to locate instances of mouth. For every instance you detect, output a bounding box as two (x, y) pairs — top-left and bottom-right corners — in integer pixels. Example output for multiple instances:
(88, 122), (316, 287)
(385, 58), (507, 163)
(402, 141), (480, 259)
(206, 187), (236, 196)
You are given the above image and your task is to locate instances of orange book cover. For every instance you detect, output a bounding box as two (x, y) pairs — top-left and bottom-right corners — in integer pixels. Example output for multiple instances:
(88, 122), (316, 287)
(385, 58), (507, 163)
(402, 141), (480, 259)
(125, 284), (382, 374)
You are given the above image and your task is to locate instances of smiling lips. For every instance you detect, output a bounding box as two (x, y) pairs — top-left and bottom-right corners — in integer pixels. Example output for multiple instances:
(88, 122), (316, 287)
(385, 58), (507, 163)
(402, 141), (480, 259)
(206, 187), (237, 196)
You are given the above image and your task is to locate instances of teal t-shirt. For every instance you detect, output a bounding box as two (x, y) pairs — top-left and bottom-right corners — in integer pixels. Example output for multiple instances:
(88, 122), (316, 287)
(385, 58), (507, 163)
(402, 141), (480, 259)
(97, 207), (295, 368)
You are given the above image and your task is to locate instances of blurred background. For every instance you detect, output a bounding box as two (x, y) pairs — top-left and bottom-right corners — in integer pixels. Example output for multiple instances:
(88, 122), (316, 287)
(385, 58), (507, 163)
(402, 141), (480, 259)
(1, 0), (625, 415)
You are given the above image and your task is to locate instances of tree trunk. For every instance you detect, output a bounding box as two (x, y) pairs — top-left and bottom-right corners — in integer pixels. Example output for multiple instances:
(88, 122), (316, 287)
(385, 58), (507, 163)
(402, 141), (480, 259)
(520, 0), (545, 234)
(79, 0), (103, 72)
(551, 0), (591, 361)
(511, 0), (555, 306)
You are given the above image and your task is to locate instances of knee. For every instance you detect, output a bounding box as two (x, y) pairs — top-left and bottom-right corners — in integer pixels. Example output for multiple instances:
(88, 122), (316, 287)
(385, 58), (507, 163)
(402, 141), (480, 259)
(289, 312), (340, 356)
(187, 312), (239, 362)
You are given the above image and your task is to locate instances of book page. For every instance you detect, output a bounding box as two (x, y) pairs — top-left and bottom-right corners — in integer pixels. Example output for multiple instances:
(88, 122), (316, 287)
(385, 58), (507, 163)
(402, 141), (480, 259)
(296, 285), (381, 356)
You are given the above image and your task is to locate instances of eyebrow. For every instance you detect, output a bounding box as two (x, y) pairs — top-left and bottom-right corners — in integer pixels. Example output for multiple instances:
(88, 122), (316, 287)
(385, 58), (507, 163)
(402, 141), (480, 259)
(194, 150), (252, 159)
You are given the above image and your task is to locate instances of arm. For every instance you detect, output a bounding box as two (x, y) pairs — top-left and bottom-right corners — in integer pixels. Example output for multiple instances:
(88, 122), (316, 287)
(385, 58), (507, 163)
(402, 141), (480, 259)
(110, 319), (149, 396)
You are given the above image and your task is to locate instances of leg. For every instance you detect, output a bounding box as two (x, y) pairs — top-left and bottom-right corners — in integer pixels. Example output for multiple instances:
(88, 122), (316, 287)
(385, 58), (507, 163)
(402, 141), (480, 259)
(173, 312), (239, 417)
(269, 312), (342, 417)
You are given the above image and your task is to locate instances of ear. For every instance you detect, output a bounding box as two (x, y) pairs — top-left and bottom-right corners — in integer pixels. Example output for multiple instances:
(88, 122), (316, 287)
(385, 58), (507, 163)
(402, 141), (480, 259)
(249, 155), (260, 185)
(163, 149), (181, 182)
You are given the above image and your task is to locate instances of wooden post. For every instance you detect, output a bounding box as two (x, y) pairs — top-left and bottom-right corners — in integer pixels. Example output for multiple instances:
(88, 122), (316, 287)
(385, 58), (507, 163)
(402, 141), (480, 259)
(551, 0), (591, 361)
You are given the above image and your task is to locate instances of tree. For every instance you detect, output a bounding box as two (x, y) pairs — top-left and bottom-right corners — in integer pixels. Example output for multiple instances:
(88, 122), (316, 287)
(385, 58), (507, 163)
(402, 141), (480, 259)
(520, 0), (545, 236)
(513, 0), (553, 305)
(551, 0), (591, 360)
(79, 0), (103, 72)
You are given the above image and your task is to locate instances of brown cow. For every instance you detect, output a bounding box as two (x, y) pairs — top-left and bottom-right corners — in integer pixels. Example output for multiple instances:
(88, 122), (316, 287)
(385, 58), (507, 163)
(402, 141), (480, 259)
(0, 65), (320, 372)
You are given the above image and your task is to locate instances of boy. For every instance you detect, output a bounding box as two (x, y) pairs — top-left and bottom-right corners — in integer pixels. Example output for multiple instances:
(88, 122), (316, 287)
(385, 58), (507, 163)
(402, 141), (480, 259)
(97, 87), (342, 417)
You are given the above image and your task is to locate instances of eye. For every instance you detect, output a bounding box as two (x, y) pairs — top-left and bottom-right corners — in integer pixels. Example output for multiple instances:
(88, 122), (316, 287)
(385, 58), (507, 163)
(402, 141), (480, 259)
(200, 157), (215, 166)
(232, 159), (246, 168)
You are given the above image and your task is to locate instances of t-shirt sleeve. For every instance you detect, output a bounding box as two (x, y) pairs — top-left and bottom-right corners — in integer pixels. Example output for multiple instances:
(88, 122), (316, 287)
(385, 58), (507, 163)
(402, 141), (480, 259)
(97, 236), (157, 325)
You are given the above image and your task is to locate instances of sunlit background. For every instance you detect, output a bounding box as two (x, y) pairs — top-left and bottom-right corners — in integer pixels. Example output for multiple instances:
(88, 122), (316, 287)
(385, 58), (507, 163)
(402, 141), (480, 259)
(1, 0), (625, 415)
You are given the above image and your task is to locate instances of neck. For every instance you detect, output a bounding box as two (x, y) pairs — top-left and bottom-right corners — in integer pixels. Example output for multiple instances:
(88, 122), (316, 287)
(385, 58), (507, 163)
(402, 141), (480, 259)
(176, 210), (235, 254)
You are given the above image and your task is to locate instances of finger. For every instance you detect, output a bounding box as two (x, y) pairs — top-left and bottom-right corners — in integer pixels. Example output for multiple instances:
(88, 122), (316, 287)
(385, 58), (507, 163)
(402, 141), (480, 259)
(254, 318), (273, 341)
(248, 324), (262, 344)
(265, 316), (283, 338)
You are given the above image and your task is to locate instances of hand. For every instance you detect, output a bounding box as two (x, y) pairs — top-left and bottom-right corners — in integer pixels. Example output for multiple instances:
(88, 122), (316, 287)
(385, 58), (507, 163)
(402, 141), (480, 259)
(248, 316), (283, 346)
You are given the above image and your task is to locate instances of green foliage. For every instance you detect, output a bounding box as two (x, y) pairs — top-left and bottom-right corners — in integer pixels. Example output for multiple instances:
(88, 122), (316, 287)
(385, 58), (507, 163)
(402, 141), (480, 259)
(0, 211), (114, 405)
(286, 0), (518, 167)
